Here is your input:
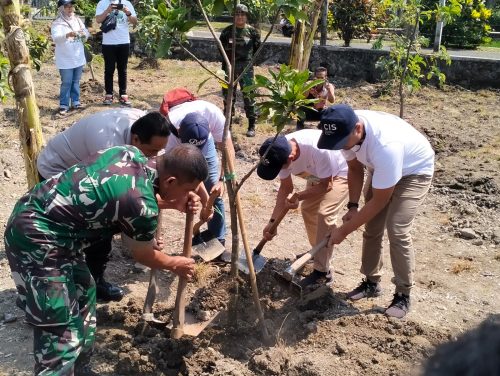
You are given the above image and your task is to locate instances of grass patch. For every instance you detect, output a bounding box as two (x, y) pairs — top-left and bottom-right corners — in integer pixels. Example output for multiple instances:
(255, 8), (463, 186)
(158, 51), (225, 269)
(243, 192), (263, 206)
(450, 258), (474, 274)
(193, 21), (230, 32)
(481, 39), (500, 48)
(193, 263), (217, 286)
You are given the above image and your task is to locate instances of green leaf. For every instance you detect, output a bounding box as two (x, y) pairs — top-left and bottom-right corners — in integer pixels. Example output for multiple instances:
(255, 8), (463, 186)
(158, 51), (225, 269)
(156, 37), (172, 58)
(197, 77), (212, 92)
(212, 0), (225, 16)
(179, 20), (198, 32)
(157, 2), (168, 19)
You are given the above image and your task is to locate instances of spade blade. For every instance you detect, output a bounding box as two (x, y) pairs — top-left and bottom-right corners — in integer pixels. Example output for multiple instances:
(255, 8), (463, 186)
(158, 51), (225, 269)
(237, 252), (267, 274)
(192, 229), (225, 262)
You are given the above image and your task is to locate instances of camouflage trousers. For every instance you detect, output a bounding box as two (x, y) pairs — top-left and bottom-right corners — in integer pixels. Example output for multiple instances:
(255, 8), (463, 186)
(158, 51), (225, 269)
(6, 248), (96, 376)
(222, 66), (257, 122)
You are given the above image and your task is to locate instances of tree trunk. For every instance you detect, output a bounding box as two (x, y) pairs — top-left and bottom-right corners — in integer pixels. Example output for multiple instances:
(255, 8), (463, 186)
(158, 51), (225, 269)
(1, 0), (44, 189)
(289, 0), (324, 70)
(320, 0), (328, 46)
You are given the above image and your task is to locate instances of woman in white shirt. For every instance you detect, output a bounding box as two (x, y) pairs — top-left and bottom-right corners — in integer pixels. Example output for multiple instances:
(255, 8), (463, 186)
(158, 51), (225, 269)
(51, 0), (89, 115)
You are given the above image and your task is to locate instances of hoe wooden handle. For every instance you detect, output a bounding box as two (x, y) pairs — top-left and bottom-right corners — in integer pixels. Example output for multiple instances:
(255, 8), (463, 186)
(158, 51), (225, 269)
(171, 209), (194, 339)
(254, 192), (298, 255)
(192, 190), (220, 236)
(143, 210), (164, 314)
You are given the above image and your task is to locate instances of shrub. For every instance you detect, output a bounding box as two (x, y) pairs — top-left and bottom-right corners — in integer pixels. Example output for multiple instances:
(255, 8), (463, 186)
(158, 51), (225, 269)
(329, 0), (375, 47)
(421, 0), (492, 49)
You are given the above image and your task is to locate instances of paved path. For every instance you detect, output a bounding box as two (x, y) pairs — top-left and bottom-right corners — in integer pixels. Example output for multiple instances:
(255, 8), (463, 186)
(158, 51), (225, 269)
(191, 30), (500, 61)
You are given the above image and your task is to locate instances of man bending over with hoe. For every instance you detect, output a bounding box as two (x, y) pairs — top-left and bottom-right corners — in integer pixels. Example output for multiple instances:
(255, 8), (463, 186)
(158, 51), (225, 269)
(256, 129), (348, 289)
(5, 144), (207, 375)
(37, 108), (170, 302)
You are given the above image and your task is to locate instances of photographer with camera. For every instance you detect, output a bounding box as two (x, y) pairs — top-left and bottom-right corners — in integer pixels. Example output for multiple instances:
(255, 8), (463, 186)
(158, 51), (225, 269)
(297, 66), (336, 130)
(96, 0), (137, 106)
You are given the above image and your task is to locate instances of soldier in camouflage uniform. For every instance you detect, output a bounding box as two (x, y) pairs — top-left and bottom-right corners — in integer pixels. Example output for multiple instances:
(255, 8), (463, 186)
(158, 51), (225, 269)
(36, 108), (171, 303)
(219, 3), (261, 137)
(4, 144), (207, 375)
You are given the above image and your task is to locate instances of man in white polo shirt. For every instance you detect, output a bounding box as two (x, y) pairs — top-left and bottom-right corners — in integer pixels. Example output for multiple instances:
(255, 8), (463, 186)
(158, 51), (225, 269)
(37, 108), (170, 302)
(161, 99), (236, 249)
(257, 129), (348, 289)
(317, 104), (435, 318)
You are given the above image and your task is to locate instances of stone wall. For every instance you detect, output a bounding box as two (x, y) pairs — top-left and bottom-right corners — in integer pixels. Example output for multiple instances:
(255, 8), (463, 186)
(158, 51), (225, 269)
(170, 37), (500, 89)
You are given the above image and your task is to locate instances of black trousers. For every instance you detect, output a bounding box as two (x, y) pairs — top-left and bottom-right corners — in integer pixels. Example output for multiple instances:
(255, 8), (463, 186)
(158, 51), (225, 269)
(83, 237), (113, 280)
(297, 106), (325, 130)
(102, 43), (130, 96)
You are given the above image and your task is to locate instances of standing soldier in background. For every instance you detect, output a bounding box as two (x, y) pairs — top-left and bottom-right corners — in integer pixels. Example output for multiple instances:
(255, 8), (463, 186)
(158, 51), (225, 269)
(219, 3), (261, 137)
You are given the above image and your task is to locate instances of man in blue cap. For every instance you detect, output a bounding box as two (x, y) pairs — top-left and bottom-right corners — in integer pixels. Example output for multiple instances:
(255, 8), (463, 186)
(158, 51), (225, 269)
(165, 112), (228, 250)
(257, 129), (348, 289)
(317, 104), (435, 318)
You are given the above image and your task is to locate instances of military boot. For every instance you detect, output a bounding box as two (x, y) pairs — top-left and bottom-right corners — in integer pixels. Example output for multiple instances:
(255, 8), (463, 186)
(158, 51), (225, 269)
(246, 118), (256, 137)
(95, 276), (124, 302)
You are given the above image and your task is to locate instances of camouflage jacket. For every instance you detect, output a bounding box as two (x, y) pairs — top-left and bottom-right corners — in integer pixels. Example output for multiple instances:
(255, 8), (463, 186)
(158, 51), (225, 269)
(4, 146), (159, 265)
(219, 24), (261, 71)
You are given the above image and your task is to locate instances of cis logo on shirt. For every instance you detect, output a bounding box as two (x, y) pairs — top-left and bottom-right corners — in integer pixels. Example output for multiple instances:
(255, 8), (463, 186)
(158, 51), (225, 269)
(322, 122), (337, 135)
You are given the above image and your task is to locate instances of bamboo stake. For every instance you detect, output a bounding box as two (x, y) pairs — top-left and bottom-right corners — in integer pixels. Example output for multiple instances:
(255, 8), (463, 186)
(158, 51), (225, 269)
(1, 0), (44, 189)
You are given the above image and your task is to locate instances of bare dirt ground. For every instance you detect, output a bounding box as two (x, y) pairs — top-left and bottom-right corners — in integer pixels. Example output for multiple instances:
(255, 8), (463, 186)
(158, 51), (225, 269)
(0, 58), (499, 376)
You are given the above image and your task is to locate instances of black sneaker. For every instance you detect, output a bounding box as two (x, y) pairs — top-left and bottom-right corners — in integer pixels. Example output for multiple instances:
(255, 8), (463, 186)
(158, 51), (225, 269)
(95, 278), (124, 302)
(299, 269), (333, 289)
(385, 293), (410, 319)
(246, 129), (255, 137)
(346, 278), (382, 301)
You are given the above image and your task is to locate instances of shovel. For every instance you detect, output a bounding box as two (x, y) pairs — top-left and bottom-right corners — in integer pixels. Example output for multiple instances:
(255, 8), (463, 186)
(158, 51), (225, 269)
(191, 190), (225, 261)
(273, 236), (329, 296)
(142, 210), (167, 326)
(170, 209), (219, 338)
(239, 193), (298, 274)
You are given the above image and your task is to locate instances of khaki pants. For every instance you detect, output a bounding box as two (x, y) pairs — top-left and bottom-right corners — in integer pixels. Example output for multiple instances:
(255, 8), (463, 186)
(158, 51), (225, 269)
(361, 173), (433, 295)
(301, 177), (348, 272)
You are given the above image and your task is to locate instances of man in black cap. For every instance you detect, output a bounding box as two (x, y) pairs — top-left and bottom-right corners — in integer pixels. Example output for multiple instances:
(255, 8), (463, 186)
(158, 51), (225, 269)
(257, 129), (348, 288)
(317, 104), (435, 318)
(219, 3), (261, 137)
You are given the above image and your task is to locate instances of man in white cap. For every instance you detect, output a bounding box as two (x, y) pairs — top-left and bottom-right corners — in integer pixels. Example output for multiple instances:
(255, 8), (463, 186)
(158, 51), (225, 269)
(317, 104), (435, 318)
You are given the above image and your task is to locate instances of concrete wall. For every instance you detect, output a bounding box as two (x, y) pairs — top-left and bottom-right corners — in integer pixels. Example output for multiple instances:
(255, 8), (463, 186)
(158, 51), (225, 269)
(170, 37), (500, 89)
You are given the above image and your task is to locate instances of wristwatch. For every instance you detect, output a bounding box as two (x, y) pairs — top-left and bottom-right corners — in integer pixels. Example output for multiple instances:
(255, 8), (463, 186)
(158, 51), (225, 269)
(346, 202), (359, 210)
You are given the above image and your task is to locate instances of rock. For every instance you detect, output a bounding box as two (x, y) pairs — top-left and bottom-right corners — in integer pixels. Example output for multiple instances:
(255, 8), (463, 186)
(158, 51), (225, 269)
(3, 169), (11, 179)
(304, 322), (317, 332)
(2, 313), (17, 324)
(458, 228), (477, 239)
(298, 310), (316, 324)
(335, 341), (348, 355)
(197, 310), (211, 321)
(133, 262), (149, 273)
(472, 239), (484, 246)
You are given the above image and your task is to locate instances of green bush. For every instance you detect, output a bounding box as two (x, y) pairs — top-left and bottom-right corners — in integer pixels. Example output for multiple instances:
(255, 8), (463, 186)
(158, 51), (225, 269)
(489, 5), (500, 31)
(329, 0), (375, 47)
(421, 0), (492, 49)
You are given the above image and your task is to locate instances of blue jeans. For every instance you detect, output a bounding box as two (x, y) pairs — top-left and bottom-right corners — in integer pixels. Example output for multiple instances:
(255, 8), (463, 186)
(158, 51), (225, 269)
(203, 138), (226, 243)
(59, 65), (84, 109)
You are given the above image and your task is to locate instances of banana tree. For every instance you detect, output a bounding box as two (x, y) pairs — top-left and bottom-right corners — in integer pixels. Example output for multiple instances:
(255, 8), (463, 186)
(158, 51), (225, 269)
(0, 0), (44, 189)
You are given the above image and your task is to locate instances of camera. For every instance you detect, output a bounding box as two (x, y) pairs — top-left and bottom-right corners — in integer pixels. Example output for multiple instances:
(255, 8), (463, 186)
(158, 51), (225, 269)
(112, 3), (123, 9)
